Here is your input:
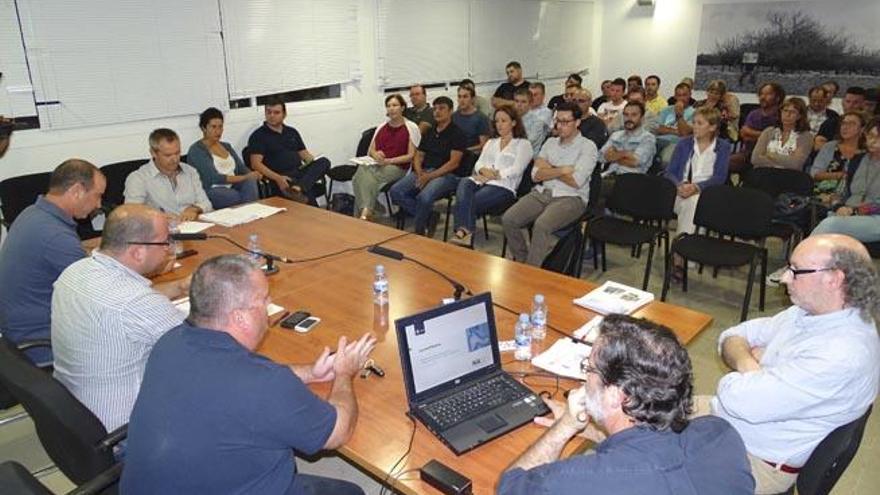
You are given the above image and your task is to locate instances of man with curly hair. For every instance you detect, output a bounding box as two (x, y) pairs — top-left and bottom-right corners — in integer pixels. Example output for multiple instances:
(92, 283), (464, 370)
(498, 314), (755, 494)
(706, 234), (879, 494)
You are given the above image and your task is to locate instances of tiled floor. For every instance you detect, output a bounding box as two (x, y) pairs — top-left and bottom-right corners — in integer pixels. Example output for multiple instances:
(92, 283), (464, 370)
(1, 210), (877, 494)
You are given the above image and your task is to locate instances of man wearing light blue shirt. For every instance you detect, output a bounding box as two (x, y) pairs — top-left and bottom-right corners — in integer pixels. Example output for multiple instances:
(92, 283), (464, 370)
(599, 101), (655, 200)
(652, 82), (695, 167)
(701, 234), (879, 495)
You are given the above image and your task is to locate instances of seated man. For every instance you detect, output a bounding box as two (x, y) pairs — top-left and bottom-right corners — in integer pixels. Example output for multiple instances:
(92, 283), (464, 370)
(573, 88), (609, 150)
(515, 88), (550, 160)
(121, 255), (376, 495)
(547, 73), (582, 111)
(0, 159), (105, 364)
(390, 96), (466, 236)
(52, 204), (188, 431)
(703, 234), (879, 494)
(458, 79), (491, 118)
(652, 81), (696, 167)
(502, 103), (597, 266)
(599, 101), (656, 198)
(452, 85), (490, 153)
(124, 128), (213, 219)
(644, 74), (667, 115)
(404, 84), (435, 135)
(498, 314), (754, 494)
(815, 86), (865, 151)
(596, 78), (627, 130)
(528, 82), (554, 127)
(806, 86), (838, 140)
(246, 97), (332, 205)
(493, 61), (530, 109)
(728, 82), (784, 173)
(591, 79), (612, 111)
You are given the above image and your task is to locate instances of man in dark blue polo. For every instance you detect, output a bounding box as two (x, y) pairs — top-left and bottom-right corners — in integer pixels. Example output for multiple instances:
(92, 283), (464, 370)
(247, 97), (331, 205)
(498, 314), (755, 495)
(389, 96), (467, 236)
(0, 159), (105, 363)
(122, 255), (377, 495)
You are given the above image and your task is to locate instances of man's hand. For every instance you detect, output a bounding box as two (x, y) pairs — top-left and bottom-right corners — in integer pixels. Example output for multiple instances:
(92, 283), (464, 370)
(246, 170), (263, 181)
(309, 346), (337, 383)
(674, 101), (685, 116)
(835, 206), (854, 217)
(179, 206), (201, 221)
(332, 333), (378, 380)
(750, 346), (765, 363)
(603, 147), (620, 162)
(557, 165), (575, 176)
(274, 175), (292, 193)
(375, 150), (387, 165)
(677, 183), (699, 198)
(416, 171), (434, 189)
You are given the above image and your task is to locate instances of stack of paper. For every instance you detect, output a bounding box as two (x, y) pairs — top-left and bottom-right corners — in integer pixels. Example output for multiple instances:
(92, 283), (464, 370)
(199, 203), (286, 227)
(177, 221), (214, 234)
(531, 338), (592, 381)
(350, 156), (377, 166)
(573, 281), (654, 315)
(573, 315), (604, 343)
(173, 297), (284, 317)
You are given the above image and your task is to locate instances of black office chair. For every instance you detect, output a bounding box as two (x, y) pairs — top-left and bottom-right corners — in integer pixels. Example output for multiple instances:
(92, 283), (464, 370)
(0, 460), (122, 495)
(0, 172), (52, 229)
(0, 336), (125, 494)
(326, 127), (374, 207)
(586, 174), (676, 290)
(541, 213), (589, 278)
(779, 405), (873, 495)
(661, 185), (774, 322)
(0, 339), (52, 431)
(866, 242), (880, 259)
(98, 159), (149, 209)
(742, 167), (814, 260)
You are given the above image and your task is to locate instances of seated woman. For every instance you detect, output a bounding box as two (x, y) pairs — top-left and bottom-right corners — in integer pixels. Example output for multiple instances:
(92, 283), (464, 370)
(450, 106), (532, 246)
(663, 107), (731, 274)
(353, 93), (420, 220)
(812, 118), (880, 242)
(694, 80), (739, 142)
(810, 111), (866, 197)
(751, 97), (812, 170)
(187, 107), (260, 209)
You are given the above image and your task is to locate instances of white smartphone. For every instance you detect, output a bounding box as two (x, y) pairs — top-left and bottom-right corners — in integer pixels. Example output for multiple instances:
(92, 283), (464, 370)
(294, 316), (321, 333)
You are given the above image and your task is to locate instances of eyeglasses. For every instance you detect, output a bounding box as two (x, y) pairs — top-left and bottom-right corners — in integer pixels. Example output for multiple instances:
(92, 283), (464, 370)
(555, 118), (577, 125)
(580, 359), (600, 376)
(126, 239), (173, 247)
(785, 265), (835, 279)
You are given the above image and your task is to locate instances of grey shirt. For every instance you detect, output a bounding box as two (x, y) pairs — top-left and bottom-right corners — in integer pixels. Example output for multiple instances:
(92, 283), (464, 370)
(533, 134), (598, 204)
(124, 160), (213, 214)
(52, 252), (185, 431)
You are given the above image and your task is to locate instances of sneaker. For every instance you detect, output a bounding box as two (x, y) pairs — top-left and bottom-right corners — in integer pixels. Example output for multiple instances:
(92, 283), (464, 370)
(450, 230), (472, 247)
(766, 266), (787, 286)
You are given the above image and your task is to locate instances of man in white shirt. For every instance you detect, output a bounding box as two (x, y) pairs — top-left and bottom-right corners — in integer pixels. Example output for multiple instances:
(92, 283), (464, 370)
(502, 103), (598, 266)
(52, 204), (189, 431)
(597, 78), (628, 129)
(699, 234), (879, 495)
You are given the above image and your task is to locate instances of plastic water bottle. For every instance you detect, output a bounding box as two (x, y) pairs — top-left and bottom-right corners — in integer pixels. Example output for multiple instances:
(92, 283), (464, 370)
(247, 234), (262, 263)
(373, 265), (389, 307)
(530, 294), (547, 341)
(514, 313), (532, 361)
(168, 218), (183, 257)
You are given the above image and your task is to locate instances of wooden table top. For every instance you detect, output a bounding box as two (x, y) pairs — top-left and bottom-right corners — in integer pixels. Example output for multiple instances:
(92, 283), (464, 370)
(161, 198), (713, 494)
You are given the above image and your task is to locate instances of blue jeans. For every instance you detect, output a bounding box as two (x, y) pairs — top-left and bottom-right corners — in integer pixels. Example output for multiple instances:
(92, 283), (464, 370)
(389, 170), (458, 234)
(294, 473), (365, 495)
(206, 178), (260, 209)
(269, 157), (332, 204)
(811, 214), (880, 242)
(453, 179), (514, 233)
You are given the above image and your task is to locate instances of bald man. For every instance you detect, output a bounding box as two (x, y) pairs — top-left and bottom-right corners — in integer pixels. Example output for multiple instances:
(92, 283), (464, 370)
(699, 234), (879, 494)
(52, 204), (189, 432)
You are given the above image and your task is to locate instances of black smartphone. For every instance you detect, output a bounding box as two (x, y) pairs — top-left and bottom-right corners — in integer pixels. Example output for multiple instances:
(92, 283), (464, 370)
(280, 311), (310, 330)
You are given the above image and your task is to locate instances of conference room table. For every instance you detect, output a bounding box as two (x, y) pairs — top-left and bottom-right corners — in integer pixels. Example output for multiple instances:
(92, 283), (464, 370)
(160, 197), (713, 494)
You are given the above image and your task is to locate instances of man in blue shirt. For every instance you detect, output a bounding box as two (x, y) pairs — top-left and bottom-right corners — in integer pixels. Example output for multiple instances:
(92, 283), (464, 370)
(122, 255), (377, 495)
(0, 159), (105, 363)
(498, 314), (755, 495)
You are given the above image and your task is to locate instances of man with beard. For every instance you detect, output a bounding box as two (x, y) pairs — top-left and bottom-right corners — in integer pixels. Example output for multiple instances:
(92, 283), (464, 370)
(51, 204), (189, 432)
(598, 101), (656, 199)
(498, 314), (755, 494)
(493, 61), (531, 109)
(729, 82), (785, 172)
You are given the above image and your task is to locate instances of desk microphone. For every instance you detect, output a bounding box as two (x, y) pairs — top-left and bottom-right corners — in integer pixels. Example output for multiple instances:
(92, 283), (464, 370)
(170, 232), (292, 275)
(367, 245), (471, 300)
(170, 233), (208, 241)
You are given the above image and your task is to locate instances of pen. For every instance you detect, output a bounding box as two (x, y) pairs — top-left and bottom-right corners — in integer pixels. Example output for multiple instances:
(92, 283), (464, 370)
(271, 310), (290, 327)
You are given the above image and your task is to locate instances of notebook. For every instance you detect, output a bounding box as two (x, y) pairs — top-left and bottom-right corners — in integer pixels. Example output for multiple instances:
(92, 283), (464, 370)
(395, 292), (549, 455)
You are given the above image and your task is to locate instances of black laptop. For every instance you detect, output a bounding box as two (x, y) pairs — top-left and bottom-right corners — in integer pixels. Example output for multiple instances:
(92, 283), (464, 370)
(395, 292), (550, 455)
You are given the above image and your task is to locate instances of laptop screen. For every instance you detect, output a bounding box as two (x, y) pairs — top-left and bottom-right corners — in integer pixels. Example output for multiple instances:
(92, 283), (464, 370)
(396, 293), (500, 398)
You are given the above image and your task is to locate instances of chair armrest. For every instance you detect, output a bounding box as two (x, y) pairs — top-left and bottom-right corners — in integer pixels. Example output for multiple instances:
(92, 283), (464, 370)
(67, 463), (123, 495)
(97, 424), (128, 452)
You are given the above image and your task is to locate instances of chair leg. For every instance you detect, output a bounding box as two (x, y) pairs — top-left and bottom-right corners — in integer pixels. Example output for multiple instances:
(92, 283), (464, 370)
(443, 198), (452, 242)
(661, 248), (673, 301)
(682, 257), (689, 292)
(600, 242), (608, 272)
(482, 215), (489, 240)
(325, 178), (334, 209)
(501, 237), (508, 258)
(759, 249), (768, 311)
(741, 256), (759, 322)
(642, 240), (656, 291)
(592, 239), (599, 270)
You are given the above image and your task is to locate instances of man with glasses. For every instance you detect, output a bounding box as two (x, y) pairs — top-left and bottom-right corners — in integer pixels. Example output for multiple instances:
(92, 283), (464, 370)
(502, 102), (597, 266)
(498, 314), (754, 494)
(699, 234), (879, 494)
(51, 204), (189, 432)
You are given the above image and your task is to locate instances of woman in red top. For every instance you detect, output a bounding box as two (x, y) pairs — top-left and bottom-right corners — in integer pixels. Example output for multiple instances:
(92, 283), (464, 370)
(353, 93), (420, 220)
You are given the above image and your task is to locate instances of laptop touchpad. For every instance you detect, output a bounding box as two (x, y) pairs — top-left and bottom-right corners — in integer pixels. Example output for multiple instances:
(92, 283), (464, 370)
(477, 414), (507, 433)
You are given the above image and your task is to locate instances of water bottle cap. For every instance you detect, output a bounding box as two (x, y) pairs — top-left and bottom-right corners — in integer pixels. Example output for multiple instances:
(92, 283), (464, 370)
(375, 264), (385, 273)
(249, 233), (258, 240)
(534, 294), (544, 303)
(519, 313), (530, 322)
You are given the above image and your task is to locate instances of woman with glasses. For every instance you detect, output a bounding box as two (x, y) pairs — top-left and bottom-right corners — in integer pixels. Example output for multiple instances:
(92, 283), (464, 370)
(751, 97), (813, 171)
(809, 111), (867, 197)
(694, 79), (740, 142)
(187, 108), (261, 210)
(811, 118), (880, 242)
(450, 106), (532, 246)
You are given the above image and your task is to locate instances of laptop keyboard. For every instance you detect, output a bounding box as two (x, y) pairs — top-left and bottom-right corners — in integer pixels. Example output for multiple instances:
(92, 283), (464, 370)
(422, 375), (530, 430)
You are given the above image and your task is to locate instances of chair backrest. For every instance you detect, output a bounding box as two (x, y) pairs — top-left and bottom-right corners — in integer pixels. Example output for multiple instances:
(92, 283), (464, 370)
(0, 172), (52, 228)
(0, 337), (114, 485)
(693, 185), (774, 238)
(542, 215), (587, 277)
(797, 405), (873, 495)
(585, 165), (603, 218)
(742, 167), (814, 198)
(516, 161), (535, 198)
(356, 127), (377, 157)
(99, 159), (148, 209)
(607, 173), (677, 221)
(456, 150), (479, 177)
